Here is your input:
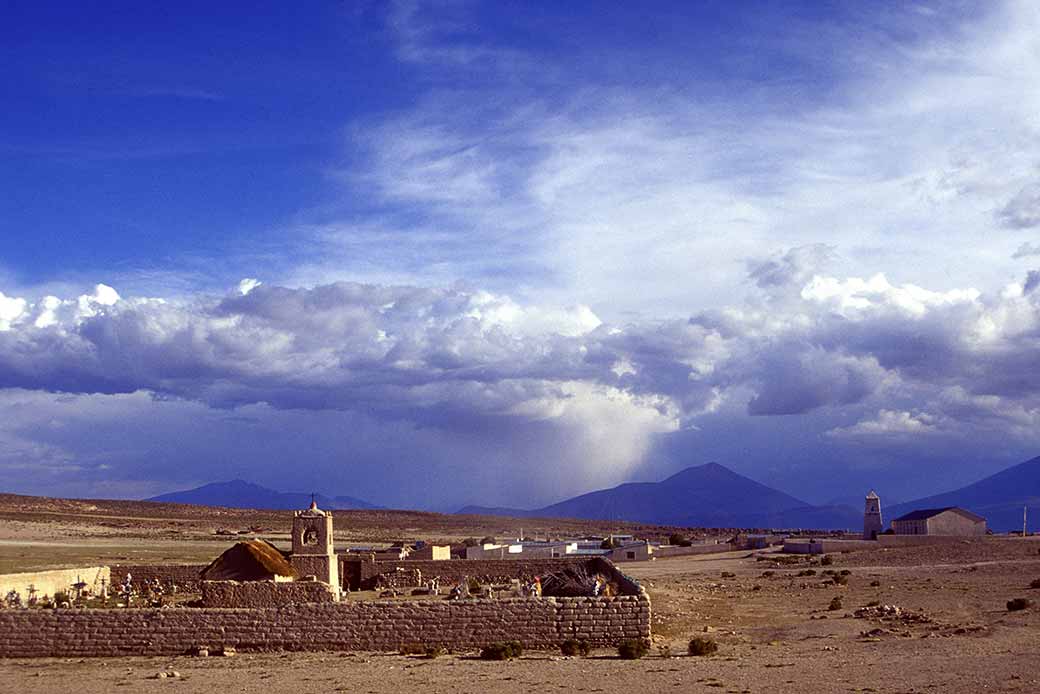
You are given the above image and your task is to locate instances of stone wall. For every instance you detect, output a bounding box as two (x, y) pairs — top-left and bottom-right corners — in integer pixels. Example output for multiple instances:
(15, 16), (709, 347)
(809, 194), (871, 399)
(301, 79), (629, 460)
(783, 539), (876, 554)
(782, 534), (992, 554)
(344, 556), (594, 591)
(110, 564), (206, 592)
(557, 595), (650, 644)
(200, 580), (337, 608)
(373, 568), (423, 590)
(878, 534), (987, 546)
(0, 593), (650, 658)
(654, 543), (738, 558)
(0, 566), (109, 603)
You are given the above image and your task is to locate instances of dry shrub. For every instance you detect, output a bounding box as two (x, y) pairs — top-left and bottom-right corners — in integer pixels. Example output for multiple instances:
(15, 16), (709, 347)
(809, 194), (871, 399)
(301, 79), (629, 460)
(762, 554), (803, 565)
(828, 596), (843, 611)
(481, 641), (523, 660)
(617, 639), (649, 660)
(424, 645), (447, 658)
(560, 639), (591, 657)
(688, 637), (718, 656)
(1006, 598), (1033, 612)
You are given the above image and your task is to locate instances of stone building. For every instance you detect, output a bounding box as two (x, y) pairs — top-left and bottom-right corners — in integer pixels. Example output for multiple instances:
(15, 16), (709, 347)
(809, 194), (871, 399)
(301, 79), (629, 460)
(863, 491), (883, 540)
(290, 500), (339, 592)
(406, 543), (451, 561)
(891, 507), (987, 536)
(608, 541), (653, 562)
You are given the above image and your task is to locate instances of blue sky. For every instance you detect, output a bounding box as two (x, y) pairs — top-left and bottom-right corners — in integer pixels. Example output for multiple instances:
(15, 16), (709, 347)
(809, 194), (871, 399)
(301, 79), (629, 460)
(1, 1), (1039, 510)
(2, 2), (394, 288)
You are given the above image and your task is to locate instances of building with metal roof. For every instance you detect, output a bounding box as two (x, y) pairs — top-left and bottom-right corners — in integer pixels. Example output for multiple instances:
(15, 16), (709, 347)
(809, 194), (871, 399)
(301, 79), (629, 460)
(891, 507), (986, 536)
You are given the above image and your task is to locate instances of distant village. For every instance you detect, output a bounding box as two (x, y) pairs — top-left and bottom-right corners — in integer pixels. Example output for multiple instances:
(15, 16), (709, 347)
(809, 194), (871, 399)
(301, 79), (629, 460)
(336, 490), (992, 570)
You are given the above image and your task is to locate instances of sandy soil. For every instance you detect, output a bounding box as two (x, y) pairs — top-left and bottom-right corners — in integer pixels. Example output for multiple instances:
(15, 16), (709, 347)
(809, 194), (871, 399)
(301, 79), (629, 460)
(1, 498), (1039, 693)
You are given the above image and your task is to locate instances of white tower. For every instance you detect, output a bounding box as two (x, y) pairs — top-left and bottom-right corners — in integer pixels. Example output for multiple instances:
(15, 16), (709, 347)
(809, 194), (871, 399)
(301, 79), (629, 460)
(291, 499), (339, 593)
(863, 491), (883, 540)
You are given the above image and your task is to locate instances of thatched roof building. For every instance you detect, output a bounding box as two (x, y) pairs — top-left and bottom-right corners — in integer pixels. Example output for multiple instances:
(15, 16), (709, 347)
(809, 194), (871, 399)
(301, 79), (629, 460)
(200, 539), (298, 582)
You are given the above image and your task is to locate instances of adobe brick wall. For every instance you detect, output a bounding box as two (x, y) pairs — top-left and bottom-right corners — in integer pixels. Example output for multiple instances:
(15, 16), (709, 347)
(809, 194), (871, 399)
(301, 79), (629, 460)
(110, 564), (207, 592)
(557, 594), (651, 644)
(878, 534), (987, 546)
(200, 580), (336, 608)
(653, 543), (738, 558)
(0, 593), (650, 658)
(345, 556), (593, 591)
(111, 556), (632, 594)
(372, 568), (422, 590)
(783, 539), (876, 554)
(782, 534), (994, 555)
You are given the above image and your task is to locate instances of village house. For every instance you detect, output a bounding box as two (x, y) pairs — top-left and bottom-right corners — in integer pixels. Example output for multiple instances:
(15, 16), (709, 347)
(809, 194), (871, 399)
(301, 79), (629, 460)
(404, 542), (451, 560)
(891, 507), (987, 536)
(607, 541), (653, 562)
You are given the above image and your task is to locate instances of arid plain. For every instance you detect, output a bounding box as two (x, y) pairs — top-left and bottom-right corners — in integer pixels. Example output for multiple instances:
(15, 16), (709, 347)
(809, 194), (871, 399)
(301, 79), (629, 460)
(0, 494), (1038, 694)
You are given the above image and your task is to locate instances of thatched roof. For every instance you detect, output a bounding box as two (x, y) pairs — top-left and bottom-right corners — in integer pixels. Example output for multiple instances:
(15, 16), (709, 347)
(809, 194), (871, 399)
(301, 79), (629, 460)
(200, 539), (298, 581)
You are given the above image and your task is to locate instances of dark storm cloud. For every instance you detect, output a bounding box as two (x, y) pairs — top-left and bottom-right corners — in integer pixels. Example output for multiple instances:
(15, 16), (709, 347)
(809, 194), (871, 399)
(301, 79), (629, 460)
(0, 283), (594, 414)
(0, 268), (1039, 507)
(3, 273), (1040, 426)
(746, 347), (883, 416)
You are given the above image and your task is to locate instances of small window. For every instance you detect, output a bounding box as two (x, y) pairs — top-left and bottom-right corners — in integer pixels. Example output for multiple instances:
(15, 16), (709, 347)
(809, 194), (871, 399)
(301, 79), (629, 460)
(626, 551), (636, 560)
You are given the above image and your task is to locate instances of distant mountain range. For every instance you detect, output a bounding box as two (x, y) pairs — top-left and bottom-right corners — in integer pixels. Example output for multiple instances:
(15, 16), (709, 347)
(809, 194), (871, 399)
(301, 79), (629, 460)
(888, 455), (1040, 532)
(461, 456), (1040, 532)
(146, 480), (380, 511)
(460, 462), (862, 530)
(146, 455), (1040, 531)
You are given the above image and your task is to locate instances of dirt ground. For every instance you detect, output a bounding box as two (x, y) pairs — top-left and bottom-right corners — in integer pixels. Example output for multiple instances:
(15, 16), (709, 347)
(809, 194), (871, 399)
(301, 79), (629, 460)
(1, 499), (1039, 693)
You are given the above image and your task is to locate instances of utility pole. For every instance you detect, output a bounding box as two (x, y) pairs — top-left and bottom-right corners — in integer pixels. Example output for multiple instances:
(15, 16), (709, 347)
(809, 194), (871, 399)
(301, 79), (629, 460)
(1024, 506), (1028, 537)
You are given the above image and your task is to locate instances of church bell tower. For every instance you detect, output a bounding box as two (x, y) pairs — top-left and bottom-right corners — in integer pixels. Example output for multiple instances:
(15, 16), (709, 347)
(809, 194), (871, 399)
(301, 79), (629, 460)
(863, 491), (883, 540)
(291, 498), (339, 593)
